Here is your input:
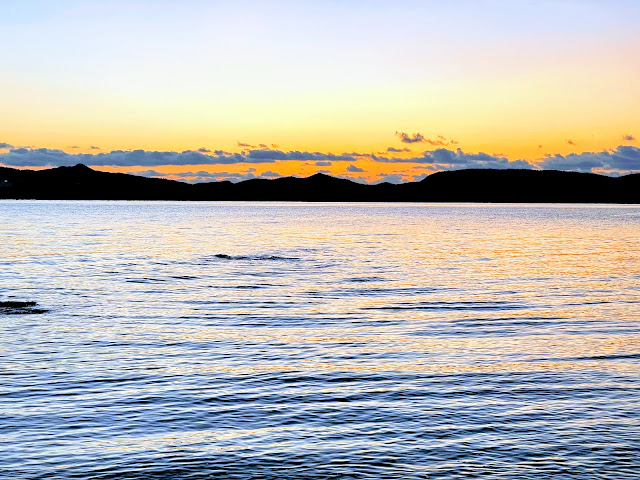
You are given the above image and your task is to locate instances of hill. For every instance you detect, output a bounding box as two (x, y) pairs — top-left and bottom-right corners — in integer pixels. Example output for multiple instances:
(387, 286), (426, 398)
(0, 164), (638, 203)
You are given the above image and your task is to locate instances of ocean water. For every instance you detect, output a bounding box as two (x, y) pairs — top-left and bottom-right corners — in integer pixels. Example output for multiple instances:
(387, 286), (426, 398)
(1, 201), (639, 479)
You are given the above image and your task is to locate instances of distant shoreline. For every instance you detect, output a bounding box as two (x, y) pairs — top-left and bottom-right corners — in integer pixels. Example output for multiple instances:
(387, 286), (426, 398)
(1, 164), (639, 203)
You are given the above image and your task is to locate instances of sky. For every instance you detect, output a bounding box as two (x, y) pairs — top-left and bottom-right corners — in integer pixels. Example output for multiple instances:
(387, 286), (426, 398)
(1, 0), (639, 183)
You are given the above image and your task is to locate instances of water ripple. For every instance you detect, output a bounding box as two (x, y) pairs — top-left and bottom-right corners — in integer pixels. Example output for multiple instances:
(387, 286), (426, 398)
(1, 201), (640, 479)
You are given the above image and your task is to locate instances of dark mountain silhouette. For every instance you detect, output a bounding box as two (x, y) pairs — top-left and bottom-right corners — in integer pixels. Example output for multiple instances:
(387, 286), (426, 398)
(0, 164), (638, 203)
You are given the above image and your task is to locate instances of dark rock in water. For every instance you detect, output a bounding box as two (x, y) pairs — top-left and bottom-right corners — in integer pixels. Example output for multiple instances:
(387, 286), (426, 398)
(0, 301), (48, 315)
(214, 254), (237, 260)
(212, 253), (299, 261)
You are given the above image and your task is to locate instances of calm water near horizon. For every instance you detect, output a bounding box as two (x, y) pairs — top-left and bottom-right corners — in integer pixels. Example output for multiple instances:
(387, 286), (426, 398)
(1, 201), (639, 479)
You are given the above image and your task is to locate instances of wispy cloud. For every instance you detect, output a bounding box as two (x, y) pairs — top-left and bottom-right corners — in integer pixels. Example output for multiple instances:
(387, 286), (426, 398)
(622, 134), (635, 141)
(386, 147), (410, 153)
(566, 139), (576, 145)
(396, 132), (425, 143)
(395, 132), (458, 146)
(346, 164), (365, 172)
(424, 135), (458, 147)
(0, 142), (13, 149)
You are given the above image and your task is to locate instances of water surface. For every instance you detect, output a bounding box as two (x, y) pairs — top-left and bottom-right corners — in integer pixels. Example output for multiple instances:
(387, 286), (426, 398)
(1, 201), (639, 479)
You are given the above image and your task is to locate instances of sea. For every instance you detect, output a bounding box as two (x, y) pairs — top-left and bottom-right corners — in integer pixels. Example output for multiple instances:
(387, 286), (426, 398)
(1, 201), (639, 479)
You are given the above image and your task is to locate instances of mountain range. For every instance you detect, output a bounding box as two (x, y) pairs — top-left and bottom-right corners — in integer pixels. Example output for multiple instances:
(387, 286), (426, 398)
(1, 164), (638, 203)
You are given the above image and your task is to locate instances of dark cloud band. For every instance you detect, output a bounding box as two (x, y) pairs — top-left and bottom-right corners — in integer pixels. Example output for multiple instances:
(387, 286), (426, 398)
(538, 146), (640, 173)
(1, 145), (638, 176)
(0, 148), (357, 167)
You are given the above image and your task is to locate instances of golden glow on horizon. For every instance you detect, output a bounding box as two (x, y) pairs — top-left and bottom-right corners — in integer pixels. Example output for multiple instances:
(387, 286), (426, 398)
(2, 51), (639, 166)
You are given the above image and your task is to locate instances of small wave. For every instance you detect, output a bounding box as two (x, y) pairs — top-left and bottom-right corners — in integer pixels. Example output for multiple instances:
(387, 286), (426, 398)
(318, 286), (438, 297)
(125, 278), (167, 283)
(345, 276), (386, 283)
(530, 353), (640, 362)
(576, 353), (640, 361)
(0, 301), (48, 315)
(364, 301), (527, 311)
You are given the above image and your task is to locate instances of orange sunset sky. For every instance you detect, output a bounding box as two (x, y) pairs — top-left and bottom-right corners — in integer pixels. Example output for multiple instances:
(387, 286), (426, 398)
(1, 1), (639, 183)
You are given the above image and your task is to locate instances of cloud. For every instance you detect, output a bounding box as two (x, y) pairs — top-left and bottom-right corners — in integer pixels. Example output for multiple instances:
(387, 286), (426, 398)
(90, 146), (101, 150)
(370, 148), (534, 170)
(237, 141), (274, 150)
(375, 173), (405, 184)
(538, 145), (640, 173)
(0, 142), (13, 149)
(395, 132), (458, 146)
(413, 165), (442, 172)
(3, 144), (638, 176)
(0, 148), (356, 167)
(197, 147), (211, 153)
(424, 135), (454, 147)
(204, 170), (259, 183)
(623, 134), (635, 141)
(0, 148), (265, 167)
(180, 170), (258, 183)
(133, 170), (165, 177)
(260, 171), (282, 178)
(387, 147), (410, 153)
(566, 139), (576, 145)
(134, 169), (260, 183)
(244, 149), (356, 162)
(396, 132), (425, 143)
(68, 145), (80, 149)
(342, 175), (368, 184)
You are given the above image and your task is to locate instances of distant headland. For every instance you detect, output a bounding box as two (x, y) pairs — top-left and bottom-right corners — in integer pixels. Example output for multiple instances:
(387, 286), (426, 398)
(1, 164), (638, 203)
